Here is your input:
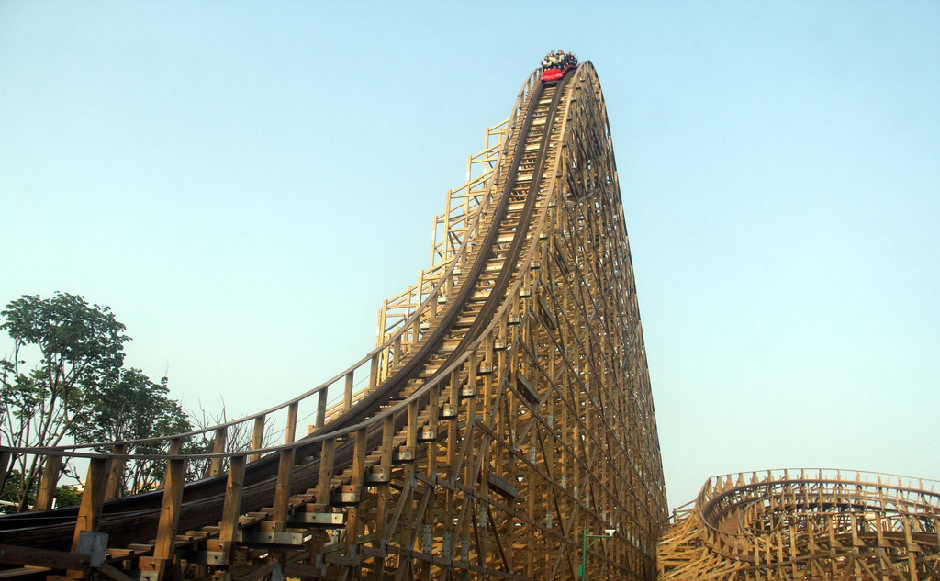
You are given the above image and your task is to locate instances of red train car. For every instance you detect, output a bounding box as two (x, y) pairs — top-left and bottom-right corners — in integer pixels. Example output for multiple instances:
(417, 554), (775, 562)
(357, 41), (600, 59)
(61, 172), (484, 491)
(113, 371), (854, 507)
(541, 51), (577, 82)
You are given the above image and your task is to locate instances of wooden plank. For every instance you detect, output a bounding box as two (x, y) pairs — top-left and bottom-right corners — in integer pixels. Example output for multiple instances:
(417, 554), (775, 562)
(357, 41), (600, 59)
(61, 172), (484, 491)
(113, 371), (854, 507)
(95, 563), (135, 581)
(516, 372), (540, 405)
(234, 561), (274, 581)
(0, 567), (50, 578)
(0, 544), (90, 571)
(487, 472), (520, 501)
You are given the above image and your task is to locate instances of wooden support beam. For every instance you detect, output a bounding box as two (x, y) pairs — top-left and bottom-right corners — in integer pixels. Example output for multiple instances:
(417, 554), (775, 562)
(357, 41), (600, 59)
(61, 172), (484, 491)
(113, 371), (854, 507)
(345, 428), (367, 553)
(249, 416), (265, 463)
(207, 428), (227, 477)
(369, 353), (379, 390)
(104, 444), (127, 501)
(316, 387), (328, 428)
(35, 453), (63, 511)
(214, 453), (245, 567)
(316, 438), (335, 506)
(343, 372), (354, 412)
(273, 402), (300, 562)
(140, 439), (186, 581)
(374, 416), (394, 541)
(0, 544), (92, 571)
(407, 400), (418, 450)
(272, 447), (296, 527)
(67, 457), (110, 578)
(284, 403), (298, 445)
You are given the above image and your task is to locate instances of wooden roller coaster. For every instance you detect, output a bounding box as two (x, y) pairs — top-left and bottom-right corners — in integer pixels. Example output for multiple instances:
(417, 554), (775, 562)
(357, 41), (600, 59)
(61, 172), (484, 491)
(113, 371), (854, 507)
(657, 469), (940, 580)
(0, 62), (668, 580)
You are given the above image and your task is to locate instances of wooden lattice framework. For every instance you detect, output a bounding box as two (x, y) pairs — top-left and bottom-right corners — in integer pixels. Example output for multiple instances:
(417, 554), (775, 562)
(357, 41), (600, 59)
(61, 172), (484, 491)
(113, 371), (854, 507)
(658, 469), (940, 580)
(0, 63), (667, 581)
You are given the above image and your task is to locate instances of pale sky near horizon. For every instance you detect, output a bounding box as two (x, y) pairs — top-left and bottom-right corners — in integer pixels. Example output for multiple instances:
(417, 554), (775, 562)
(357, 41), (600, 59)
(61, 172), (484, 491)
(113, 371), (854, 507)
(1, 1), (938, 510)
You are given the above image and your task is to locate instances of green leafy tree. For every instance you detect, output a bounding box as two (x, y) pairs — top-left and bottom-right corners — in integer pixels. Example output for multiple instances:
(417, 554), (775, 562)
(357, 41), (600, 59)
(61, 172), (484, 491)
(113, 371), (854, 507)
(75, 368), (192, 495)
(0, 293), (192, 508)
(1, 292), (128, 510)
(0, 470), (29, 513)
(0, 470), (83, 513)
(53, 484), (83, 508)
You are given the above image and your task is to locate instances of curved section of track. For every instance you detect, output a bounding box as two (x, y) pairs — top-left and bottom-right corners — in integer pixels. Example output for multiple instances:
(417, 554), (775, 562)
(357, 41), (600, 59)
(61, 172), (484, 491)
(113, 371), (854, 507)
(658, 469), (940, 580)
(0, 71), (564, 547)
(0, 63), (668, 581)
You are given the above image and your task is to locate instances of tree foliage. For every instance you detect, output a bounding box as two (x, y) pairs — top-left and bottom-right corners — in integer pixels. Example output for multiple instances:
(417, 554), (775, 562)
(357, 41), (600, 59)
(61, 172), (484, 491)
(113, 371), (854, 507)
(75, 368), (192, 495)
(0, 470), (83, 513)
(0, 292), (191, 508)
(1, 292), (128, 446)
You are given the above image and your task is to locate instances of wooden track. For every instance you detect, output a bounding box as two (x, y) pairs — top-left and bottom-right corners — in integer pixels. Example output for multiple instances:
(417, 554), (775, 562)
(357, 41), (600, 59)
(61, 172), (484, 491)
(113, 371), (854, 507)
(0, 63), (668, 581)
(658, 469), (940, 580)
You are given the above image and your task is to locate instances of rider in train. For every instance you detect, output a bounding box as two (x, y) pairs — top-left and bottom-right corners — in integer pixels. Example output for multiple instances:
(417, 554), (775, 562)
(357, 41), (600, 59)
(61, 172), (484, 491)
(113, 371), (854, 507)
(541, 50), (577, 82)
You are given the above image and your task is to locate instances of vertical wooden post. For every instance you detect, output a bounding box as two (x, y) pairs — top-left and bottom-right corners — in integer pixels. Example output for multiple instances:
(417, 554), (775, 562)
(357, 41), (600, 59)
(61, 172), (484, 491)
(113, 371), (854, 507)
(105, 443), (127, 500)
(272, 448), (296, 527)
(273, 403), (298, 527)
(284, 403), (298, 445)
(375, 415), (394, 539)
(215, 454), (245, 567)
(369, 353), (379, 390)
(406, 400), (419, 456)
(207, 428), (227, 477)
(35, 453), (63, 511)
(346, 428), (366, 552)
(447, 370), (460, 468)
(316, 438), (335, 506)
(316, 388), (328, 428)
(218, 454), (245, 543)
(67, 456), (110, 578)
(378, 300), (387, 347)
(427, 384), (440, 478)
(250, 415), (265, 463)
(343, 372), (354, 412)
(484, 329), (496, 374)
(527, 431), (536, 576)
(141, 439), (186, 581)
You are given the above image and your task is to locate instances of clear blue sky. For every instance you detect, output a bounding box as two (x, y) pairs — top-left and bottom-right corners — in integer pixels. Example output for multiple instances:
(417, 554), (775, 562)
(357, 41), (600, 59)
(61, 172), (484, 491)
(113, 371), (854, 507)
(1, 1), (937, 510)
